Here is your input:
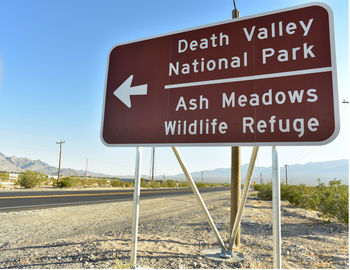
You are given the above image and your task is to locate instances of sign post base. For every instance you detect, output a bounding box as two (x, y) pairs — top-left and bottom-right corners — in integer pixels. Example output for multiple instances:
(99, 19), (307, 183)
(201, 248), (245, 264)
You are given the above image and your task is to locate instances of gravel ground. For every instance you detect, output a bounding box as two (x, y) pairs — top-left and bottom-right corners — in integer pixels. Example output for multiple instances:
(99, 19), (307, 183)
(0, 189), (348, 269)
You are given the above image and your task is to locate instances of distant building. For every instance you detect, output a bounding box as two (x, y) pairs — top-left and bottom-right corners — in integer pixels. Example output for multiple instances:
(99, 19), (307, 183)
(8, 173), (19, 182)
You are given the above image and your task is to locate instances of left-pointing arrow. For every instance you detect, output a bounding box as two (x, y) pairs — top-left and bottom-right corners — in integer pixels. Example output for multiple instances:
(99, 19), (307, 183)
(113, 75), (148, 108)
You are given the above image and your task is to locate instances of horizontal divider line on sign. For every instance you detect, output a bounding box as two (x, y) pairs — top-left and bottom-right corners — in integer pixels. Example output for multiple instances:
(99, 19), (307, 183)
(164, 66), (332, 90)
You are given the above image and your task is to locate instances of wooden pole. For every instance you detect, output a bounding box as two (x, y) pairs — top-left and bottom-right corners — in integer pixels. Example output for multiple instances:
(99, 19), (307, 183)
(229, 146), (259, 251)
(56, 140), (65, 185)
(230, 7), (241, 247)
(230, 146), (241, 246)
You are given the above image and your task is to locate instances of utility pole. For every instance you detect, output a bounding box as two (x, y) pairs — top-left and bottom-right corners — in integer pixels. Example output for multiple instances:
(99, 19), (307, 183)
(284, 165), (288, 185)
(201, 171), (204, 183)
(260, 172), (263, 184)
(56, 140), (65, 185)
(230, 0), (241, 247)
(85, 158), (88, 178)
(150, 147), (155, 181)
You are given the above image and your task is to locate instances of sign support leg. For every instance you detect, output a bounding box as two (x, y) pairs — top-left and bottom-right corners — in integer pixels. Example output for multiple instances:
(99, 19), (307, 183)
(228, 146), (259, 252)
(272, 146), (281, 269)
(171, 146), (226, 251)
(230, 146), (241, 247)
(230, 8), (241, 248)
(130, 146), (142, 268)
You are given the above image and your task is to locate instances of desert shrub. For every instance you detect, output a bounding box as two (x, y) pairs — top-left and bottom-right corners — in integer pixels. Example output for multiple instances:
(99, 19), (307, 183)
(281, 184), (319, 210)
(195, 182), (207, 188)
(160, 180), (177, 188)
(122, 181), (134, 188)
(57, 177), (73, 188)
(97, 179), (108, 187)
(0, 172), (9, 181)
(317, 179), (348, 223)
(17, 171), (45, 188)
(140, 178), (148, 188)
(254, 180), (348, 223)
(148, 181), (161, 188)
(254, 183), (272, 200)
(209, 183), (221, 188)
(178, 181), (189, 188)
(111, 180), (133, 188)
(111, 179), (122, 187)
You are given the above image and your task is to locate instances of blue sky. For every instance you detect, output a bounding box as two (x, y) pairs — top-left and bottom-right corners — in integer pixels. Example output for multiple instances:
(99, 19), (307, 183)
(0, 0), (348, 177)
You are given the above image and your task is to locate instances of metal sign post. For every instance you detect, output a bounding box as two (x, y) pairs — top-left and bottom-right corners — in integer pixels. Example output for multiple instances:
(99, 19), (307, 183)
(272, 146), (281, 268)
(130, 147), (142, 267)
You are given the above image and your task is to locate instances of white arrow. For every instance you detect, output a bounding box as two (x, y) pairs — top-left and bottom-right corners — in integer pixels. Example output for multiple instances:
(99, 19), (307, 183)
(113, 75), (148, 108)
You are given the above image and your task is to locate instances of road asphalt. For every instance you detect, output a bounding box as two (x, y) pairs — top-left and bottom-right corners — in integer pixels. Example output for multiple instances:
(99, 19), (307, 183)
(0, 187), (228, 211)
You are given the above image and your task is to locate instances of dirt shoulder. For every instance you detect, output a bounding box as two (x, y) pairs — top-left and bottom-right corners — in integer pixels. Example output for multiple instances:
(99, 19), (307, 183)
(0, 190), (348, 269)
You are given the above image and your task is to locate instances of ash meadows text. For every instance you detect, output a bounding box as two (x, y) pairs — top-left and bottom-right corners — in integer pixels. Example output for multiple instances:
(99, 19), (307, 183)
(165, 87), (320, 138)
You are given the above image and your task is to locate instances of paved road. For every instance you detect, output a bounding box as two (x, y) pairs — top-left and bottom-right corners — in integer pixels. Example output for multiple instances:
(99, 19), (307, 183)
(0, 187), (228, 211)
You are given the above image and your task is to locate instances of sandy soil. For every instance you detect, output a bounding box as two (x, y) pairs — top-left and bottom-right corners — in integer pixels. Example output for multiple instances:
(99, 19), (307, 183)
(0, 189), (348, 269)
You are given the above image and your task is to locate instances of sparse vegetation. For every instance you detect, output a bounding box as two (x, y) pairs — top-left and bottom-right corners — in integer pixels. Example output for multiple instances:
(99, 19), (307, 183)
(110, 179), (121, 187)
(55, 176), (117, 188)
(254, 179), (349, 223)
(161, 179), (177, 188)
(57, 178), (73, 188)
(3, 169), (227, 190)
(179, 181), (190, 188)
(17, 171), (46, 188)
(110, 179), (133, 188)
(0, 172), (9, 181)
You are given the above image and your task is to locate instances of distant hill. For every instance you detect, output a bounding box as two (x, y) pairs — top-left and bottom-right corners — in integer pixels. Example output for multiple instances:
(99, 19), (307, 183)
(168, 160), (349, 186)
(0, 152), (348, 185)
(0, 152), (111, 178)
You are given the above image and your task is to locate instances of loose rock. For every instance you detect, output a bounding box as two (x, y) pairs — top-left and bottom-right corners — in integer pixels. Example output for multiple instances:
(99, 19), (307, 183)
(0, 190), (348, 269)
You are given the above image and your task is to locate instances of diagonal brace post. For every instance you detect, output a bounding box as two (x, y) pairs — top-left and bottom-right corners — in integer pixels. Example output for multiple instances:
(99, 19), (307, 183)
(228, 146), (259, 251)
(172, 146), (226, 251)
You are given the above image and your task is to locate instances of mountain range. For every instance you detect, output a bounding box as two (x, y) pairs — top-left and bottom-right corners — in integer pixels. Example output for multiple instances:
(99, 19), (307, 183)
(171, 159), (349, 186)
(0, 152), (348, 186)
(0, 152), (110, 178)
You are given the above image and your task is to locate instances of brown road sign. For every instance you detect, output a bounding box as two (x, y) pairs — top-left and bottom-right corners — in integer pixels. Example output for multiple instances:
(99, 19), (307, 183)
(101, 3), (339, 146)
